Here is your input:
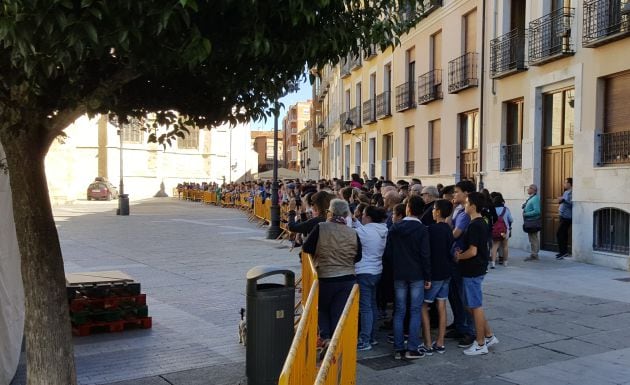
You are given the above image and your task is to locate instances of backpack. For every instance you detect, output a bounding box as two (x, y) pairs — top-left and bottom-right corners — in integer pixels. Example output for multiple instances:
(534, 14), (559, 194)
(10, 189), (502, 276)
(491, 208), (508, 240)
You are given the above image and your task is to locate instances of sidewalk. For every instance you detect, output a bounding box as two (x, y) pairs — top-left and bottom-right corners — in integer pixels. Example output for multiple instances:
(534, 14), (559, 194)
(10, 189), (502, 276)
(10, 198), (630, 385)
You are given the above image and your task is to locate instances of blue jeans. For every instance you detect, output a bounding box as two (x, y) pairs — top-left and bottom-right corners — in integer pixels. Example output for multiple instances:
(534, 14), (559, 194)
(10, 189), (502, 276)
(357, 273), (381, 344)
(318, 279), (355, 339)
(393, 280), (423, 351)
(448, 270), (475, 337)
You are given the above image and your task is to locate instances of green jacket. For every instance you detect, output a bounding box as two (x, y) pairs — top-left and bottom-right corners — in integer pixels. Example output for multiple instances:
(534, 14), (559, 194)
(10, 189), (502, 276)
(523, 194), (541, 220)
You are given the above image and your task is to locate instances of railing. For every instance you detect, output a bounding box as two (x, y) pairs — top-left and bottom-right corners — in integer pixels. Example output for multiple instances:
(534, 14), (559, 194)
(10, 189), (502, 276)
(376, 91), (391, 118)
(448, 52), (479, 93)
(404, 161), (415, 175)
(599, 130), (630, 165)
(583, 0), (630, 47)
(279, 254), (319, 385)
(349, 106), (362, 129)
(429, 158), (440, 174)
(502, 143), (522, 170)
(528, 7), (575, 65)
(417, 69), (442, 104)
(340, 111), (349, 129)
(490, 28), (527, 78)
(364, 43), (379, 60)
(362, 99), (376, 124)
(395, 81), (416, 111)
(341, 58), (352, 78)
(314, 285), (359, 385)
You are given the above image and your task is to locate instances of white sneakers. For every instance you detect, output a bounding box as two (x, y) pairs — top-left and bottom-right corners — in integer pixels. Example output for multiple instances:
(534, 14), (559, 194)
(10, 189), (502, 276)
(463, 340), (488, 355)
(463, 335), (499, 356)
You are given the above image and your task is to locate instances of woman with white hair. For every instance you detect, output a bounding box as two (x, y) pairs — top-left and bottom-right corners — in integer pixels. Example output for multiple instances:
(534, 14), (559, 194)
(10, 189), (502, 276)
(303, 198), (362, 341)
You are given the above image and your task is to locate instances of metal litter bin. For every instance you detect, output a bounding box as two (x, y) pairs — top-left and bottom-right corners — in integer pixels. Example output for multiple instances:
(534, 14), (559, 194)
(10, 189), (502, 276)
(246, 266), (295, 385)
(118, 194), (129, 216)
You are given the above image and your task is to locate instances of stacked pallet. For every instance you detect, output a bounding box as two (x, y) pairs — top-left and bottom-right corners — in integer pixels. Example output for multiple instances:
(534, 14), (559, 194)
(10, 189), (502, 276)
(66, 271), (152, 337)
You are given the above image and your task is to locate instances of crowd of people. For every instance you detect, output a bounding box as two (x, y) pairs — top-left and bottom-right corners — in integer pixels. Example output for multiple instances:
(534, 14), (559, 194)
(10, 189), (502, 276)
(180, 173), (574, 359)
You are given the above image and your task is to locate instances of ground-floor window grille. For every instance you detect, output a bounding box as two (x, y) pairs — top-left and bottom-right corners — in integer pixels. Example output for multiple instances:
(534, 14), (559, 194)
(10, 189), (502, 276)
(593, 208), (630, 254)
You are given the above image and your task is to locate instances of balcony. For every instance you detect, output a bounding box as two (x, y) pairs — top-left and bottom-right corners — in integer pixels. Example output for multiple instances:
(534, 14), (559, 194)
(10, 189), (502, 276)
(340, 111), (349, 129)
(376, 91), (392, 119)
(364, 44), (379, 60)
(429, 158), (440, 175)
(349, 106), (362, 129)
(490, 29), (528, 79)
(362, 99), (376, 124)
(528, 7), (575, 66)
(405, 161), (415, 175)
(395, 81), (416, 111)
(447, 52), (479, 93)
(583, 0), (630, 48)
(502, 144), (522, 171)
(598, 130), (630, 165)
(417, 69), (443, 105)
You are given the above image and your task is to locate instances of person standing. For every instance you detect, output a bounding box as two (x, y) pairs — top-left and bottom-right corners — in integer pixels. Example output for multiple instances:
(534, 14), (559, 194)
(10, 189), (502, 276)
(523, 184), (542, 261)
(556, 178), (573, 260)
(383, 195), (432, 360)
(490, 195), (513, 268)
(302, 199), (362, 341)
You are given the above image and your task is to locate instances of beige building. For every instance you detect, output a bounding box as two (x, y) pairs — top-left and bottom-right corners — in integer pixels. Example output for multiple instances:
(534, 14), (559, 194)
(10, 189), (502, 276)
(251, 130), (285, 172)
(316, 0), (630, 270)
(283, 101), (312, 171)
(45, 115), (257, 204)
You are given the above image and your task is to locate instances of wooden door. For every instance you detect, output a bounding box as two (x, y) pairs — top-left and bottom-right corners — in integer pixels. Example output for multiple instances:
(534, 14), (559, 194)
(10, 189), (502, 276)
(541, 88), (574, 251)
(542, 146), (573, 250)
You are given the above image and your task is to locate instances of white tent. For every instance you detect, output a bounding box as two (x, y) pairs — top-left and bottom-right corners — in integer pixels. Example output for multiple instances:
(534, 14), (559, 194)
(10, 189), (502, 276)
(0, 143), (24, 385)
(254, 167), (303, 180)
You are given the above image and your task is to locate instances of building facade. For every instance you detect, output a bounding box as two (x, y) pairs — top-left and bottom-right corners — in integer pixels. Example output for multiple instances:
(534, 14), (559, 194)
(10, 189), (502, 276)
(45, 115), (257, 203)
(283, 101), (312, 171)
(316, 0), (630, 270)
(251, 130), (285, 172)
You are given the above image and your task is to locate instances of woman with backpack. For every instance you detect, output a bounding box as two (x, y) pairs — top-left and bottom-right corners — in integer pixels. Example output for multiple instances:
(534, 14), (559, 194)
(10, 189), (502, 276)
(490, 194), (513, 268)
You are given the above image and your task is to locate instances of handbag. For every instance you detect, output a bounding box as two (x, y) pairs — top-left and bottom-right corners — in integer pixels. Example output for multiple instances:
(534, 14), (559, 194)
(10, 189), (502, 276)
(522, 218), (542, 233)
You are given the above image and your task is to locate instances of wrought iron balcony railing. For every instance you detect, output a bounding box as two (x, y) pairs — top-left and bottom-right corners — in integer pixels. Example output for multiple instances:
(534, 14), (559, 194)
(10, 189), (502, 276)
(417, 69), (442, 104)
(404, 161), (415, 175)
(362, 99), (377, 124)
(340, 111), (349, 129)
(376, 91), (392, 119)
(349, 106), (362, 129)
(395, 81), (416, 111)
(598, 130), (630, 165)
(429, 158), (440, 175)
(448, 52), (479, 93)
(490, 28), (528, 78)
(364, 44), (379, 60)
(583, 0), (630, 48)
(528, 7), (575, 65)
(502, 143), (522, 171)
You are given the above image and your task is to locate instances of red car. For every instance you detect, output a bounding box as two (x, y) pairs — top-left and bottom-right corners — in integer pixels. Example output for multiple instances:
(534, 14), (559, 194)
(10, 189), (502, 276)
(86, 179), (119, 201)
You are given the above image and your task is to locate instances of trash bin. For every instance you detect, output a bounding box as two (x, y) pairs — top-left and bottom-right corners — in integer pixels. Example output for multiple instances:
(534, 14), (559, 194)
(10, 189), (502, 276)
(118, 194), (129, 216)
(246, 266), (295, 385)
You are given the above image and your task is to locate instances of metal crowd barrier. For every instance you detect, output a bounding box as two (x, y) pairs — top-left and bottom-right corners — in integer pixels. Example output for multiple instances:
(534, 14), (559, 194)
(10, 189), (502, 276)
(279, 253), (319, 385)
(314, 284), (359, 385)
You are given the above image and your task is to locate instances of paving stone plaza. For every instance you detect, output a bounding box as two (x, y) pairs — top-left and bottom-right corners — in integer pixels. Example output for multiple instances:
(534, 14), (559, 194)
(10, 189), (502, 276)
(10, 198), (630, 385)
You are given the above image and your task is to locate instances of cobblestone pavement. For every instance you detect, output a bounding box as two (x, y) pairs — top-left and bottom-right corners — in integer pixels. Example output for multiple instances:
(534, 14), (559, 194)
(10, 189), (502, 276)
(10, 198), (630, 385)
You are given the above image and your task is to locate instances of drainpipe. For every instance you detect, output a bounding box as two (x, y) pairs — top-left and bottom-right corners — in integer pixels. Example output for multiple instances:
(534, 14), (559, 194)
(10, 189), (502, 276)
(478, 0), (487, 191)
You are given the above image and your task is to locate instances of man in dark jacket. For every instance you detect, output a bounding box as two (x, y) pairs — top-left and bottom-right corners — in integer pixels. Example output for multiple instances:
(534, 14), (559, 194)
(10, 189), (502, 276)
(383, 195), (431, 360)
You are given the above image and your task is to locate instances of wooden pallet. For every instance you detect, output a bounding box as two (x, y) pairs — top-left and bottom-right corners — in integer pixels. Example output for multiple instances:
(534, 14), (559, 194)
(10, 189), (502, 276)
(69, 294), (147, 312)
(72, 316), (152, 336)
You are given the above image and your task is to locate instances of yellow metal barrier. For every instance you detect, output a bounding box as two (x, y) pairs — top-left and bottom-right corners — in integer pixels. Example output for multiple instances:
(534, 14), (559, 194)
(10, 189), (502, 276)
(279, 253), (319, 385)
(314, 284), (359, 385)
(300, 253), (317, 307)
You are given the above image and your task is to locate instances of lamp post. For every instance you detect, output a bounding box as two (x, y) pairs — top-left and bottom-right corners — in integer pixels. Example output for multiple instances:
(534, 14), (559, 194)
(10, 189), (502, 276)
(266, 100), (282, 239)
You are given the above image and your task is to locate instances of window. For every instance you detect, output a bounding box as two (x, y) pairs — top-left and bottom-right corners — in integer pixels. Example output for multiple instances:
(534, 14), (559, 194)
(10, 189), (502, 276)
(355, 141), (362, 175)
(503, 98), (523, 170)
(461, 110), (479, 150)
(599, 71), (630, 166)
(384, 133), (393, 179)
(593, 208), (630, 254)
(464, 9), (477, 54)
(543, 88), (574, 147)
(405, 126), (415, 175)
(432, 30), (442, 70)
(369, 137), (376, 178)
(177, 127), (200, 149)
(344, 144), (351, 180)
(121, 119), (143, 144)
(430, 119), (441, 174)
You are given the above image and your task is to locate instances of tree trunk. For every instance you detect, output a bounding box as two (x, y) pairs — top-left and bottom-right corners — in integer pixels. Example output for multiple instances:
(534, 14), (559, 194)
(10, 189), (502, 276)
(1, 127), (77, 385)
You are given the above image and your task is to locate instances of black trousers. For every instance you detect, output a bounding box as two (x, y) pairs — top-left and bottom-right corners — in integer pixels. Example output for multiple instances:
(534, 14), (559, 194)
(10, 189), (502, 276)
(557, 217), (572, 255)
